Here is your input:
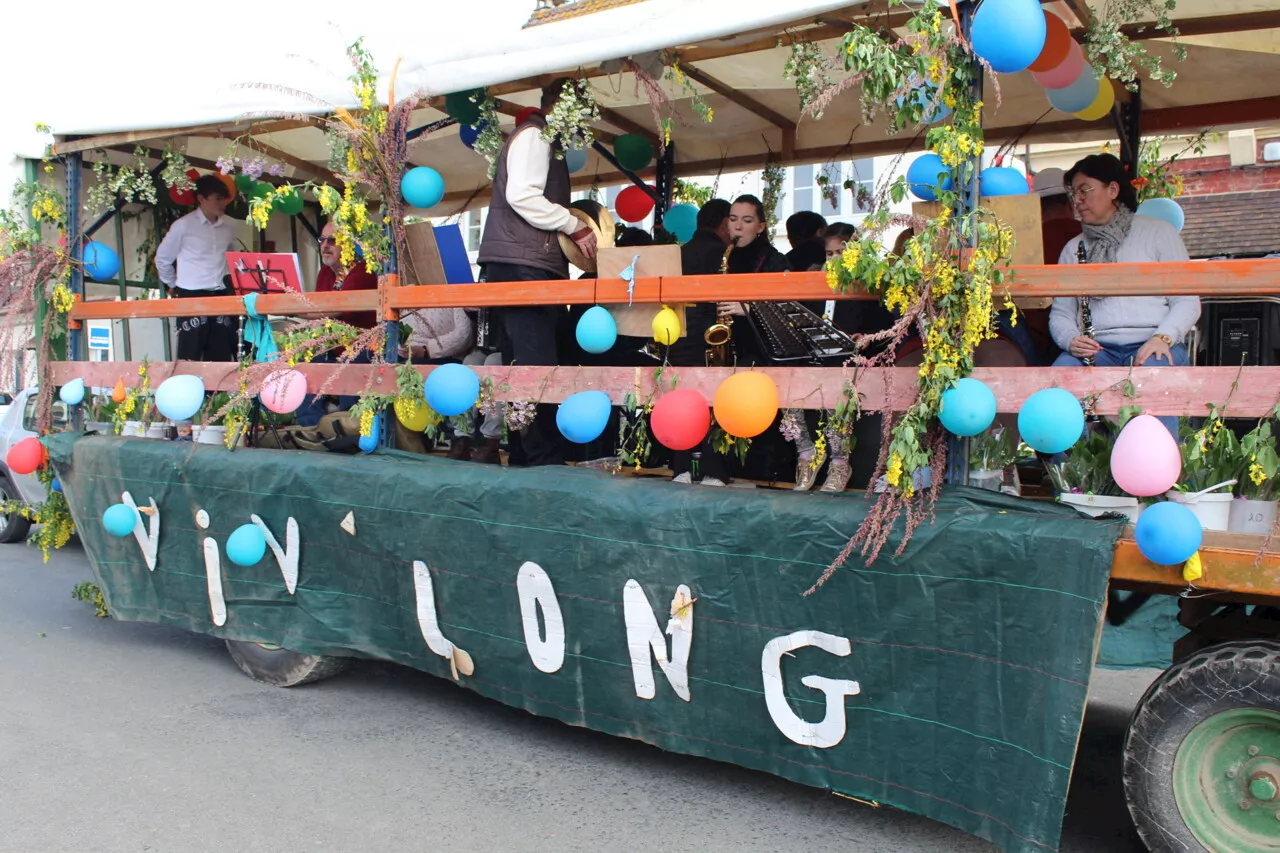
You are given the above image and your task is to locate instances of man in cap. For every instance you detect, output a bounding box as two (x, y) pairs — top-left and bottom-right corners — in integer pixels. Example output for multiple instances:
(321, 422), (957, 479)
(476, 77), (598, 466)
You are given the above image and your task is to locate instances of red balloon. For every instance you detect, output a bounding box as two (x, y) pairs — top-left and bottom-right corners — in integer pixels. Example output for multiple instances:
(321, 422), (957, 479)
(1029, 11), (1073, 73)
(7, 437), (47, 476)
(169, 185), (195, 206)
(515, 107), (539, 127)
(650, 388), (711, 451)
(616, 185), (656, 224)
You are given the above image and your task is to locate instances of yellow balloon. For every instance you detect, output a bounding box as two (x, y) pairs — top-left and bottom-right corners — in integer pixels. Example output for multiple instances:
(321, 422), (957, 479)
(652, 306), (682, 345)
(394, 396), (431, 432)
(1074, 77), (1116, 122)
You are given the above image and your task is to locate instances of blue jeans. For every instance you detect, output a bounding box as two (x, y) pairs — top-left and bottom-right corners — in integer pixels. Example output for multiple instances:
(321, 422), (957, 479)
(1053, 342), (1188, 438)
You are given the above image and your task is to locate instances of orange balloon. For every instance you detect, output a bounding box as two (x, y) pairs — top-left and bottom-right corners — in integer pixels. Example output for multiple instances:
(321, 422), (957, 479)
(112, 378), (127, 403)
(214, 172), (237, 201)
(1029, 12), (1073, 73)
(712, 372), (779, 439)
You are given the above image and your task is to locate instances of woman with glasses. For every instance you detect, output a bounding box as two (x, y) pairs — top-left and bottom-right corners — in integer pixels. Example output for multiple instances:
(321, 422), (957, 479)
(1049, 153), (1199, 376)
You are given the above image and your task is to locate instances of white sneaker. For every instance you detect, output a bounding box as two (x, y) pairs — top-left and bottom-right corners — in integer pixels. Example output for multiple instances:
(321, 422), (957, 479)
(672, 472), (693, 484)
(699, 477), (726, 487)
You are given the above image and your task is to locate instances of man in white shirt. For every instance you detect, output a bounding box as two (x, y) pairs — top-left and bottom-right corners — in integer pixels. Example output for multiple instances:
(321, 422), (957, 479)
(155, 175), (241, 361)
(475, 78), (596, 466)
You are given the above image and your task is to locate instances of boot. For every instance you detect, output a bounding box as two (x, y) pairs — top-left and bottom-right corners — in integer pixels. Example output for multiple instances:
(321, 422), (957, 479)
(447, 436), (472, 461)
(819, 457), (852, 492)
(793, 450), (821, 491)
(472, 437), (502, 465)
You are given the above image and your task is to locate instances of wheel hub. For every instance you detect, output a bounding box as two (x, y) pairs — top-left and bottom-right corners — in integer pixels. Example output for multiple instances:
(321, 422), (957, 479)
(1174, 709), (1280, 851)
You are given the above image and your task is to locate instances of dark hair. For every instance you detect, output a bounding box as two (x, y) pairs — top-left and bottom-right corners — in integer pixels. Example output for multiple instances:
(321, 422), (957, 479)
(696, 198), (730, 230)
(891, 228), (913, 258)
(823, 222), (856, 242)
(786, 210), (827, 246)
(731, 195), (772, 244)
(540, 77), (574, 114)
(615, 226), (654, 248)
(194, 175), (230, 200)
(1064, 153), (1138, 212)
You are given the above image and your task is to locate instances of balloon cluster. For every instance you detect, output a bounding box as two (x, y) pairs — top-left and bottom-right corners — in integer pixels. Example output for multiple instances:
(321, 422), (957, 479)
(907, 155), (1027, 202)
(1028, 11), (1115, 122)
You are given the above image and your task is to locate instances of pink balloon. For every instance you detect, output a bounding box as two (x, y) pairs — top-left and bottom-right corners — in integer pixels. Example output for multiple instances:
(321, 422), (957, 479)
(1110, 414), (1182, 497)
(1032, 40), (1086, 90)
(260, 369), (307, 415)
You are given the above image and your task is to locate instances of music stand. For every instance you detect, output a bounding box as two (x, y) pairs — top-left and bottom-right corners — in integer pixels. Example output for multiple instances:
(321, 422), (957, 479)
(225, 252), (304, 295)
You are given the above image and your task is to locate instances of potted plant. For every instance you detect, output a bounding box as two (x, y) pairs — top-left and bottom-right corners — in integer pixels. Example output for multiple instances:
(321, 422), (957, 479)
(1229, 417), (1280, 534)
(1045, 425), (1142, 521)
(967, 426), (1019, 495)
(194, 392), (231, 446)
(1170, 416), (1239, 532)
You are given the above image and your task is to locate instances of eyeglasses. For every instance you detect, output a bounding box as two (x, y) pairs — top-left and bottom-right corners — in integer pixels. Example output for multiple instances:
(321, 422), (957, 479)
(1067, 184), (1101, 201)
(319, 237), (337, 246)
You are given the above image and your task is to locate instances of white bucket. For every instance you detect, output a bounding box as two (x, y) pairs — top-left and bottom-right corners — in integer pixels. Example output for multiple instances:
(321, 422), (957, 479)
(193, 425), (226, 446)
(1059, 493), (1142, 522)
(145, 424), (170, 440)
(968, 469), (1003, 492)
(121, 420), (145, 437)
(1165, 490), (1234, 532)
(1228, 498), (1278, 536)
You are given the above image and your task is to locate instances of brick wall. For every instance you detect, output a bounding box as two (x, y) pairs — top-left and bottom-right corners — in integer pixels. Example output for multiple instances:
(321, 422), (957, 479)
(1168, 136), (1280, 197)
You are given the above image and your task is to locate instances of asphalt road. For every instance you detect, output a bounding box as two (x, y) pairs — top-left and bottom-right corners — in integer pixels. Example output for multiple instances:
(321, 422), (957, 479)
(1, 541), (1156, 853)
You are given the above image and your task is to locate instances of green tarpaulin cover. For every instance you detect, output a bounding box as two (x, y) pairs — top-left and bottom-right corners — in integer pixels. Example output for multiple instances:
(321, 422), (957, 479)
(48, 433), (1123, 853)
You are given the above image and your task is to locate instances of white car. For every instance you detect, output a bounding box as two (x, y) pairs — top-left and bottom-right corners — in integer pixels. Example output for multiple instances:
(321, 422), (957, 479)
(0, 388), (68, 544)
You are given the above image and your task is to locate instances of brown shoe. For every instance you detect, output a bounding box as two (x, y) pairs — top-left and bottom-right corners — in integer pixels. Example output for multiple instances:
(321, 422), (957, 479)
(819, 457), (852, 492)
(447, 437), (472, 461)
(472, 437), (502, 465)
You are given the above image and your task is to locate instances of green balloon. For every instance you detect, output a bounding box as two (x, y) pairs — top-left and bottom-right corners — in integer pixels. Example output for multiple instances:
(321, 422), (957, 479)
(273, 187), (304, 216)
(249, 181), (273, 200)
(445, 90), (483, 127)
(234, 173), (255, 193)
(614, 134), (654, 172)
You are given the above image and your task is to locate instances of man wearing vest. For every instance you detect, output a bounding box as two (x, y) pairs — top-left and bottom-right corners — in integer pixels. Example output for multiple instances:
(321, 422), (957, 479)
(477, 78), (597, 467)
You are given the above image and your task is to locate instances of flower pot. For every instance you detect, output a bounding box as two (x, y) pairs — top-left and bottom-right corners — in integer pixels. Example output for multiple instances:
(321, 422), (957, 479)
(1228, 498), (1278, 536)
(968, 469), (1002, 492)
(122, 420), (145, 437)
(193, 425), (226, 446)
(1165, 490), (1234, 532)
(145, 423), (171, 440)
(1059, 493), (1142, 523)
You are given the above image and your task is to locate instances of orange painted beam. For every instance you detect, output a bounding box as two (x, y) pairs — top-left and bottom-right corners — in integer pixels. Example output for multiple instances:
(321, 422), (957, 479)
(46, 362), (1280, 417)
(69, 290), (379, 322)
(1111, 533), (1280, 604)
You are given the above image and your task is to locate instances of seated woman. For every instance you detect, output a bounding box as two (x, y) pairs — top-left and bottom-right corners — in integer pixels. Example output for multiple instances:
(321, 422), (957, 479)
(1050, 153), (1199, 371)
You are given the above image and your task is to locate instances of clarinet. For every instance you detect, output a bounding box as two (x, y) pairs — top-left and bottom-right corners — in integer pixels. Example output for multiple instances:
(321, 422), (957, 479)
(1076, 240), (1094, 367)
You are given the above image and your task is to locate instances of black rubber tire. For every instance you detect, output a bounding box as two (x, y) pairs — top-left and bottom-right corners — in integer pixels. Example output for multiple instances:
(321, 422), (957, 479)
(0, 477), (32, 544)
(1123, 640), (1280, 853)
(224, 639), (351, 687)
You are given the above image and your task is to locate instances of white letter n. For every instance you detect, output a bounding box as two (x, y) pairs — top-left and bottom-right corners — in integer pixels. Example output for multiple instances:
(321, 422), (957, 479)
(623, 579), (693, 702)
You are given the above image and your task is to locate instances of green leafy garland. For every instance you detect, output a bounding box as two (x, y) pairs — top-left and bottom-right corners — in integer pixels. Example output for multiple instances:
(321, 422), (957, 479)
(1083, 0), (1185, 89)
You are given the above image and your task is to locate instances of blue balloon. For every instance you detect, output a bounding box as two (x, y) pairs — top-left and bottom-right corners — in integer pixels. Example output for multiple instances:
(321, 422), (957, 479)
(1047, 66), (1100, 115)
(565, 148), (588, 175)
(59, 378), (86, 406)
(459, 122), (484, 149)
(1135, 501), (1203, 565)
(425, 363), (480, 417)
(939, 378), (997, 437)
(359, 414), (380, 454)
(971, 0), (1048, 74)
(662, 203), (698, 243)
(576, 305), (618, 354)
(51, 479), (62, 493)
(102, 503), (138, 538)
(980, 167), (1030, 198)
(154, 375), (206, 421)
(1137, 197), (1185, 232)
(401, 166), (445, 209)
(897, 81), (953, 125)
(557, 390), (612, 444)
(83, 241), (120, 282)
(907, 153), (953, 201)
(1017, 388), (1085, 454)
(226, 523), (267, 567)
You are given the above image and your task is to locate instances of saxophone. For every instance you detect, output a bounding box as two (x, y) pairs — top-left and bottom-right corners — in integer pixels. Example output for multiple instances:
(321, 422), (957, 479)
(705, 239), (737, 366)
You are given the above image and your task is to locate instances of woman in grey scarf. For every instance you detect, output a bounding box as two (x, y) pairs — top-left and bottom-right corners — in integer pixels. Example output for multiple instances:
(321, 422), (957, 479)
(1049, 153), (1199, 371)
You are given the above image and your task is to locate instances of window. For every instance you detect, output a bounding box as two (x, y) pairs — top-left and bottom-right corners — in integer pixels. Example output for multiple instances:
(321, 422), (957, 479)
(848, 158), (875, 213)
(467, 210), (483, 252)
(605, 184), (622, 213)
(792, 164), (815, 214)
(820, 163), (842, 217)
(22, 397), (67, 433)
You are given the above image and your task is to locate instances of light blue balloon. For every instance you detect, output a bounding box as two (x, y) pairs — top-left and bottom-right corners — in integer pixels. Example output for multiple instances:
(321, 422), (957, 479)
(59, 378), (86, 406)
(907, 153), (953, 201)
(662, 203), (699, 243)
(565, 148), (589, 174)
(897, 81), (953, 125)
(102, 503), (138, 538)
(425, 363), (480, 417)
(1047, 66), (1100, 114)
(939, 378), (997, 437)
(83, 241), (120, 282)
(1134, 501), (1203, 565)
(980, 167), (1030, 198)
(359, 414), (380, 454)
(971, 0), (1048, 74)
(401, 166), (446, 209)
(226, 523), (267, 566)
(154, 375), (206, 421)
(557, 390), (612, 444)
(576, 305), (618, 354)
(1017, 388), (1085, 454)
(1137, 197), (1185, 232)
